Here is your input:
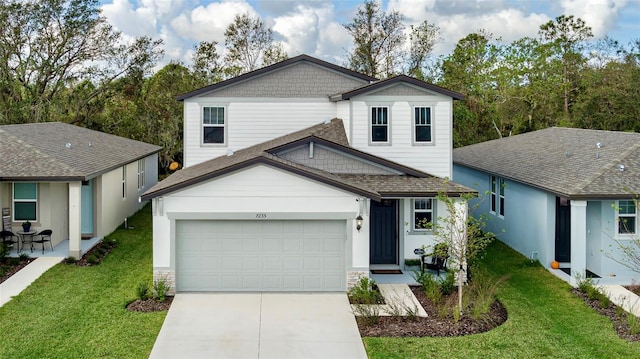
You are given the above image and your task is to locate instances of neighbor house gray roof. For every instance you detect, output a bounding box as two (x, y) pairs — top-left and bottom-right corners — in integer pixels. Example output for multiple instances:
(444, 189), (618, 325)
(142, 119), (475, 201)
(0, 122), (162, 181)
(329, 75), (464, 101)
(453, 127), (640, 199)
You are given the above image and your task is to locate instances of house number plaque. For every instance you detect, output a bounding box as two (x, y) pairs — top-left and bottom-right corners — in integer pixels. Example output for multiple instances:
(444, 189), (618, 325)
(255, 213), (267, 219)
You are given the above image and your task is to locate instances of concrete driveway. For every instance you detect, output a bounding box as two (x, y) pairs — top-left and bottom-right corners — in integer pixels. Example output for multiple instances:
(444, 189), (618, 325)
(149, 293), (367, 359)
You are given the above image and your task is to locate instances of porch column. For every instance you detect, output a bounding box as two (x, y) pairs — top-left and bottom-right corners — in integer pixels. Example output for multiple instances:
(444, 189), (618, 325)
(69, 182), (82, 258)
(570, 200), (588, 279)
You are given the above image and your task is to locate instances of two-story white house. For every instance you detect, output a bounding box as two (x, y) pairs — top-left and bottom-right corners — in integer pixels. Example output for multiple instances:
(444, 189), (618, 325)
(142, 55), (473, 292)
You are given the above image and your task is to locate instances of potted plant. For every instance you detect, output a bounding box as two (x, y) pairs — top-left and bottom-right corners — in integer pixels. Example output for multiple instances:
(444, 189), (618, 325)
(22, 220), (31, 232)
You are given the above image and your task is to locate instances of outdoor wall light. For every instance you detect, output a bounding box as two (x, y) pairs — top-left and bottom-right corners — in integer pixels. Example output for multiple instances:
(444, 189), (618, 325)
(356, 215), (363, 231)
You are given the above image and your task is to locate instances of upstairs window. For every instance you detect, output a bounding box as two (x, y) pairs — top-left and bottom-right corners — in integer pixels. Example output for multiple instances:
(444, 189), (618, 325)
(203, 106), (225, 144)
(370, 106), (389, 143)
(618, 200), (637, 234)
(414, 107), (432, 143)
(13, 183), (37, 221)
(413, 198), (434, 231)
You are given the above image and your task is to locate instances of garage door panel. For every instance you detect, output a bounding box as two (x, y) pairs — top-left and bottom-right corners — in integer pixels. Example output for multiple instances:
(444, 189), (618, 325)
(176, 220), (346, 292)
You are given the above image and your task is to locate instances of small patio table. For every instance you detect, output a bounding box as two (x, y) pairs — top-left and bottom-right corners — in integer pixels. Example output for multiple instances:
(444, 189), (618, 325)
(17, 230), (37, 253)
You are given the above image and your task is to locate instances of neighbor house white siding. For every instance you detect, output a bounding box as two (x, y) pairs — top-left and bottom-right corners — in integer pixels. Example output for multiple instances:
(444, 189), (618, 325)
(350, 93), (453, 178)
(98, 153), (158, 238)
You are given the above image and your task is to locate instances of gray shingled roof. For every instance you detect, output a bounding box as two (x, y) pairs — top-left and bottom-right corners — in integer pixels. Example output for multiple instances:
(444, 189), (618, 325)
(330, 75), (464, 101)
(176, 54), (377, 101)
(453, 127), (640, 198)
(337, 175), (474, 197)
(1, 122), (162, 181)
(142, 119), (475, 200)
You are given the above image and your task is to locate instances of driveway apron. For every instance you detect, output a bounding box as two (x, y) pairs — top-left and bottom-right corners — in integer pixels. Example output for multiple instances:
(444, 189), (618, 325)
(149, 293), (367, 359)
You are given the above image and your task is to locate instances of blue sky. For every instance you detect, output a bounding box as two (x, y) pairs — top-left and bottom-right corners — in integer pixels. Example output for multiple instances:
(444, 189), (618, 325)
(99, 0), (640, 66)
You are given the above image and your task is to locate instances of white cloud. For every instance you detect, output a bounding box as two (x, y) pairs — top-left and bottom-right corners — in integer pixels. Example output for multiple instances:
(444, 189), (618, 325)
(98, 0), (639, 69)
(170, 0), (257, 43)
(560, 0), (628, 38)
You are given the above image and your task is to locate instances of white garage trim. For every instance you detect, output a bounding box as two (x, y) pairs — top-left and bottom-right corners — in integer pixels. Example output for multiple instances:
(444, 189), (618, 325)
(176, 220), (347, 292)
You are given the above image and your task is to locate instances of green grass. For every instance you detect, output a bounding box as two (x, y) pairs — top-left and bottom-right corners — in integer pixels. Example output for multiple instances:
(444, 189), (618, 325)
(0, 205), (165, 358)
(364, 241), (640, 358)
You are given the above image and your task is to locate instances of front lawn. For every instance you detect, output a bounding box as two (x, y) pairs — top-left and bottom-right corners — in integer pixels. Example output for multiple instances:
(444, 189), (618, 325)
(0, 205), (165, 358)
(364, 241), (640, 358)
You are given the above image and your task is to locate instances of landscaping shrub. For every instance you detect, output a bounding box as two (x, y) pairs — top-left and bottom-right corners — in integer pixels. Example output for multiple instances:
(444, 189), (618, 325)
(137, 281), (150, 301)
(348, 276), (384, 304)
(86, 254), (99, 265)
(153, 277), (170, 302)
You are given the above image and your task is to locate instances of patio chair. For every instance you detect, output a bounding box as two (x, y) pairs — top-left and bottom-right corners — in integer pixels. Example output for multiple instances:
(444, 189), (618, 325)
(421, 243), (449, 276)
(1, 230), (18, 254)
(31, 229), (53, 254)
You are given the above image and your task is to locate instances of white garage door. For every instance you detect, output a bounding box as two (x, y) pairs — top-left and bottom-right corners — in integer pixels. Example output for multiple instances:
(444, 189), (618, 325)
(175, 220), (346, 291)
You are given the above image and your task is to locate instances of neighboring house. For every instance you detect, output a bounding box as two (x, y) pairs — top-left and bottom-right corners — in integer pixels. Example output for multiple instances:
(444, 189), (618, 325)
(0, 122), (161, 257)
(142, 54), (473, 293)
(453, 127), (640, 284)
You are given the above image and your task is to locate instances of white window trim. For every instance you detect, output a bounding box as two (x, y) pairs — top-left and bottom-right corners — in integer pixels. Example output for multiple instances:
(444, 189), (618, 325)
(12, 183), (38, 222)
(411, 198), (435, 233)
(490, 176), (505, 218)
(412, 106), (434, 146)
(368, 104), (392, 146)
(201, 105), (228, 147)
(616, 200), (637, 236)
(137, 158), (145, 190)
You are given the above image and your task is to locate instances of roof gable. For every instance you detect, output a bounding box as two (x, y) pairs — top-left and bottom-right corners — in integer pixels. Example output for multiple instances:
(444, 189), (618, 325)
(177, 54), (376, 101)
(331, 75), (464, 101)
(142, 118), (475, 200)
(453, 127), (640, 198)
(0, 122), (161, 181)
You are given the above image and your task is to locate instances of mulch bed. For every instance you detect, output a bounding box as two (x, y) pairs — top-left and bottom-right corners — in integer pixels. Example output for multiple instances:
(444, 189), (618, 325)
(0, 258), (35, 285)
(127, 296), (174, 312)
(356, 286), (508, 337)
(572, 288), (640, 341)
(67, 240), (117, 266)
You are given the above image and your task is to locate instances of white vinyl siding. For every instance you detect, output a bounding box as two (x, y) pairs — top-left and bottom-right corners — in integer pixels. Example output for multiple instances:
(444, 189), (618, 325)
(350, 97), (452, 178)
(184, 100), (338, 167)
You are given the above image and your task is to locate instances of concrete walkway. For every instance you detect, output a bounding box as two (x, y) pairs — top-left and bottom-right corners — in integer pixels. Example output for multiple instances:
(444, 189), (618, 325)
(600, 285), (640, 317)
(149, 293), (367, 359)
(0, 256), (64, 306)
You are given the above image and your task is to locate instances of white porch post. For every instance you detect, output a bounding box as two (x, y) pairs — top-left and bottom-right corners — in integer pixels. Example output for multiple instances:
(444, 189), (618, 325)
(570, 200), (588, 279)
(68, 182), (82, 258)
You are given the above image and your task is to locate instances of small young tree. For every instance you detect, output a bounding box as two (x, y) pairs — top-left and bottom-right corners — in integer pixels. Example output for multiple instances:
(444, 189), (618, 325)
(424, 191), (495, 316)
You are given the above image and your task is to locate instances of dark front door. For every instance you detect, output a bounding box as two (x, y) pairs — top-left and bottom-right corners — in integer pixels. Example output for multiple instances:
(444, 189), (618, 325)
(555, 197), (571, 262)
(370, 199), (398, 264)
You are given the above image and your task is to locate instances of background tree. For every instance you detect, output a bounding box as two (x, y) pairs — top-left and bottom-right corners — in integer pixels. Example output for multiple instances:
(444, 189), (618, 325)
(192, 41), (223, 85)
(343, 0), (405, 78)
(538, 15), (593, 118)
(223, 13), (287, 77)
(0, 0), (163, 124)
(407, 20), (441, 79)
